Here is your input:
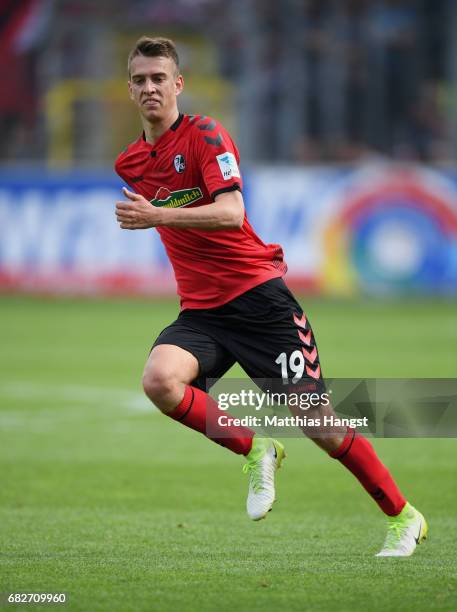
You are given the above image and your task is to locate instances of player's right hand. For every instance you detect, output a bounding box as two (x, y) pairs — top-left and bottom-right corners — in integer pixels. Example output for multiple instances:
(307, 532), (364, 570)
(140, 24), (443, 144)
(115, 187), (163, 229)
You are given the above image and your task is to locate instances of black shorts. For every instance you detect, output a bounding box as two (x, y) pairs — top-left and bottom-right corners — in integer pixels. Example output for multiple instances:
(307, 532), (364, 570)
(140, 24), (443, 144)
(153, 278), (323, 392)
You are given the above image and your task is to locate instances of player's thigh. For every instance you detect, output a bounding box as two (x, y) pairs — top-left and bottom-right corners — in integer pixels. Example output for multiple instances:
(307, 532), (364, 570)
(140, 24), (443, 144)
(144, 344), (199, 389)
(149, 316), (236, 392)
(228, 281), (346, 444)
(229, 279), (323, 390)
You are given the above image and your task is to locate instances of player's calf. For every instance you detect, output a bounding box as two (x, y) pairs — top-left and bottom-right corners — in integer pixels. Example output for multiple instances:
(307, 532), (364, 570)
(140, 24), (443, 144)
(296, 401), (415, 536)
(289, 401), (347, 453)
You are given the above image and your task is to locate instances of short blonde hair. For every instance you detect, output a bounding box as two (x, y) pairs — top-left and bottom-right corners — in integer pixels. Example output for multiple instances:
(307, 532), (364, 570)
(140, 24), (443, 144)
(128, 36), (179, 76)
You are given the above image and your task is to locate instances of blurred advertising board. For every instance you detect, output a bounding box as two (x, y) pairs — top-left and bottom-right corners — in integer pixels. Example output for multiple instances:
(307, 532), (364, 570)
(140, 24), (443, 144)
(0, 169), (175, 295)
(1, 164), (456, 295)
(248, 163), (457, 295)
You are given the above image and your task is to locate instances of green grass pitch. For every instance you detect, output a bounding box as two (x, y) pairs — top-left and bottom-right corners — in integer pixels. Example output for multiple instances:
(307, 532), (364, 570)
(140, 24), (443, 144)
(0, 295), (456, 611)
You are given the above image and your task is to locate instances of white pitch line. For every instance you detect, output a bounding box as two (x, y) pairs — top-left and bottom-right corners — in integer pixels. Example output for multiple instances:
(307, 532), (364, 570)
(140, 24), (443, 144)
(0, 380), (155, 413)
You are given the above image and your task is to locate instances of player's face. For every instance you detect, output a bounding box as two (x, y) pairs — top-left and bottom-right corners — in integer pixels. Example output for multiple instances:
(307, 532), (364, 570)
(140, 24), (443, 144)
(128, 55), (183, 123)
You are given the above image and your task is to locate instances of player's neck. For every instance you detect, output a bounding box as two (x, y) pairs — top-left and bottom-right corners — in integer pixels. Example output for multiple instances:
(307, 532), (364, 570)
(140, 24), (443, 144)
(142, 108), (180, 145)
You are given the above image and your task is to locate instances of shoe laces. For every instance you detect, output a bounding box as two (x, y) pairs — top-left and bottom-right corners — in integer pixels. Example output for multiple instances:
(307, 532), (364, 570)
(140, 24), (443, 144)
(242, 458), (264, 493)
(383, 519), (408, 550)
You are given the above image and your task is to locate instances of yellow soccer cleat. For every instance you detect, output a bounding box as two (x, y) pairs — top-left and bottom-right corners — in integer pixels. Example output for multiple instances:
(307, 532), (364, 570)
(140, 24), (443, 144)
(376, 502), (428, 557)
(242, 437), (285, 521)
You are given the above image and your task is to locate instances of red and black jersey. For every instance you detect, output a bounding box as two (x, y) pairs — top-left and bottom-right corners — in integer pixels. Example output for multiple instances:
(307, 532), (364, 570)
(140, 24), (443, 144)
(115, 113), (287, 309)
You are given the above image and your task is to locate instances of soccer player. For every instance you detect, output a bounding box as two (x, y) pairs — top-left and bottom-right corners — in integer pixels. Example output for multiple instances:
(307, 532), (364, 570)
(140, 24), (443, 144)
(114, 36), (427, 557)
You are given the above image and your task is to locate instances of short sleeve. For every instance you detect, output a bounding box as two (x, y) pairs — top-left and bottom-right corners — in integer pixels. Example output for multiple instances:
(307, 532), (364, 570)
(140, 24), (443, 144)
(192, 116), (243, 200)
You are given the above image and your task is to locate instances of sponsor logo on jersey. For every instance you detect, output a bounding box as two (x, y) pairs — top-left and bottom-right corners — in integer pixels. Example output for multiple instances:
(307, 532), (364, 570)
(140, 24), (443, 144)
(150, 186), (203, 208)
(216, 152), (240, 181)
(174, 154), (186, 173)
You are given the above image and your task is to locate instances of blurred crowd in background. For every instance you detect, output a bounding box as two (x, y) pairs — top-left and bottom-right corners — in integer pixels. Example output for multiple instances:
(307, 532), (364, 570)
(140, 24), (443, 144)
(1, 0), (456, 165)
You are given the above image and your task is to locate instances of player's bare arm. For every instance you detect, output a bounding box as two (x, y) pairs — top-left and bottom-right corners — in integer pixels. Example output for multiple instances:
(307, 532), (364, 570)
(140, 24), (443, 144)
(116, 187), (244, 230)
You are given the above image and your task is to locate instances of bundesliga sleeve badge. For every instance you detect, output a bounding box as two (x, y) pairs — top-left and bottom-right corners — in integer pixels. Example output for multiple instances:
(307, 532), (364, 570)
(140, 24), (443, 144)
(216, 152), (241, 180)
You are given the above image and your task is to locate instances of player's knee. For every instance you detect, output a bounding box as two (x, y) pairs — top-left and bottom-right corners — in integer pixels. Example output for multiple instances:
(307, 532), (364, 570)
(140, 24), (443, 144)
(142, 367), (181, 410)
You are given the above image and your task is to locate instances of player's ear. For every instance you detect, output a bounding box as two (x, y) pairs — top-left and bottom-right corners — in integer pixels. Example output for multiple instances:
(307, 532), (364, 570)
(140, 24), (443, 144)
(127, 80), (135, 101)
(175, 74), (184, 97)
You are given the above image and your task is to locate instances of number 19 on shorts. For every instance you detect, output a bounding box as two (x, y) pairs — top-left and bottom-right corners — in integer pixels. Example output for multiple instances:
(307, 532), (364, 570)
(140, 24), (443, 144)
(275, 350), (305, 384)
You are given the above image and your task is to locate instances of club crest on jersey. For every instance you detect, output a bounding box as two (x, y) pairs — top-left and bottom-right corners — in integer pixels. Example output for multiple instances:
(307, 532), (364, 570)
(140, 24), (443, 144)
(216, 151), (240, 181)
(150, 186), (203, 208)
(173, 154), (186, 173)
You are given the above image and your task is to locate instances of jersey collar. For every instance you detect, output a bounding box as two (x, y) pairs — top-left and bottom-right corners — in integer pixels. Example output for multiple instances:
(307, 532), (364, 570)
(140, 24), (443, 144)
(141, 112), (184, 144)
(170, 113), (184, 131)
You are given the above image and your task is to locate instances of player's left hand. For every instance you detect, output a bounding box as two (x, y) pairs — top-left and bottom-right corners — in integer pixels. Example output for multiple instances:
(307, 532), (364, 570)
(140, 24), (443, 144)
(116, 187), (162, 229)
